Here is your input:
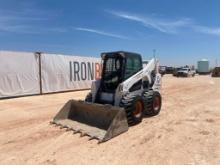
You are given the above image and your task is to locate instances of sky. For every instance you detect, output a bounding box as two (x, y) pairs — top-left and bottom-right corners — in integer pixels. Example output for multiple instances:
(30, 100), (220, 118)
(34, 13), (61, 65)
(0, 0), (220, 66)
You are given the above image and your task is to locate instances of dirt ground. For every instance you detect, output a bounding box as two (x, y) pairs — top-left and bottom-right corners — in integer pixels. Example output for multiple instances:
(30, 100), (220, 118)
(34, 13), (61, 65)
(0, 75), (219, 165)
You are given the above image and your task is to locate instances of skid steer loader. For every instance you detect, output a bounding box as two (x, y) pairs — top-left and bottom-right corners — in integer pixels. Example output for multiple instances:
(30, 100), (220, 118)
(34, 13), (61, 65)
(51, 51), (162, 143)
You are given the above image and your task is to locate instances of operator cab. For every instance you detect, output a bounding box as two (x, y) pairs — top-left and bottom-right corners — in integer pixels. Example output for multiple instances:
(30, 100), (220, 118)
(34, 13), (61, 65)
(95, 51), (142, 104)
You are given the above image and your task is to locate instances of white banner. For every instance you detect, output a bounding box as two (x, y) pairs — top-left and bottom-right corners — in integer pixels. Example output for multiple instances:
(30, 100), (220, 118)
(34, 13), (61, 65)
(0, 51), (40, 98)
(41, 53), (101, 93)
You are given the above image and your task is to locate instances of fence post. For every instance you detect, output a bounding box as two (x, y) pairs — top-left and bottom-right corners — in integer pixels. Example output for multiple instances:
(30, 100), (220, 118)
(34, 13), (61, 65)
(36, 52), (42, 95)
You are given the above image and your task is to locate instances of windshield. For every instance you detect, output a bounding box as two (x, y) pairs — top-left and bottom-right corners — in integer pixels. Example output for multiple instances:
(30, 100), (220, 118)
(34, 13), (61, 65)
(181, 68), (189, 71)
(102, 56), (123, 92)
(124, 56), (142, 79)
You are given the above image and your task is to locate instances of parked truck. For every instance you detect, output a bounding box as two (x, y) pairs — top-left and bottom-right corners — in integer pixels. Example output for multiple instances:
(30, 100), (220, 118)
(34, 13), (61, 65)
(177, 67), (196, 77)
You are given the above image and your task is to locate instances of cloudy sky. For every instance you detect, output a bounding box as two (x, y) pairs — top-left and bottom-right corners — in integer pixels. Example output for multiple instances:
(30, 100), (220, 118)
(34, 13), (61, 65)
(0, 0), (220, 66)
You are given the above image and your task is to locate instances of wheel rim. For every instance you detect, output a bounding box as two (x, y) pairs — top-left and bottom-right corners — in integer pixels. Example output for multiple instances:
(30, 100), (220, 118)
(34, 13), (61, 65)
(133, 101), (143, 118)
(153, 96), (160, 111)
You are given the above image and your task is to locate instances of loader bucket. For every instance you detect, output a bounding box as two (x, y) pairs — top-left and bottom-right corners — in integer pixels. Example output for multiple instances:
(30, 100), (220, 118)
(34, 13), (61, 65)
(52, 100), (129, 143)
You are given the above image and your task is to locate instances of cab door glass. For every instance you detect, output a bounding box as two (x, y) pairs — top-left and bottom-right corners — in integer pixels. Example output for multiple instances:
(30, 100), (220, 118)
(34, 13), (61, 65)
(125, 56), (142, 79)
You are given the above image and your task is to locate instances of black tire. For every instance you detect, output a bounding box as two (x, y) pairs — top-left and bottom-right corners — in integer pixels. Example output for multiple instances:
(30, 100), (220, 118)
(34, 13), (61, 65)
(143, 90), (162, 116)
(85, 92), (92, 102)
(120, 95), (144, 125)
(143, 89), (154, 115)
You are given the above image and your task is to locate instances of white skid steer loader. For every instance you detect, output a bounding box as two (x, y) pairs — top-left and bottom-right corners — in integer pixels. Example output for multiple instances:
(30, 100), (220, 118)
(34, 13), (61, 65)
(51, 51), (162, 143)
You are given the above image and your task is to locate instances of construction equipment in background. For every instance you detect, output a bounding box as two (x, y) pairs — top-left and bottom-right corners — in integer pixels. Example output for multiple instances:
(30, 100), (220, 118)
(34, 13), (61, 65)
(52, 51), (162, 143)
(212, 67), (220, 77)
(165, 66), (174, 74)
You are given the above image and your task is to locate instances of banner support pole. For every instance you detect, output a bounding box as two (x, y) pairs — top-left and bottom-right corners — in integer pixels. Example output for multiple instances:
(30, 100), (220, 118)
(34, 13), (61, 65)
(36, 52), (42, 95)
